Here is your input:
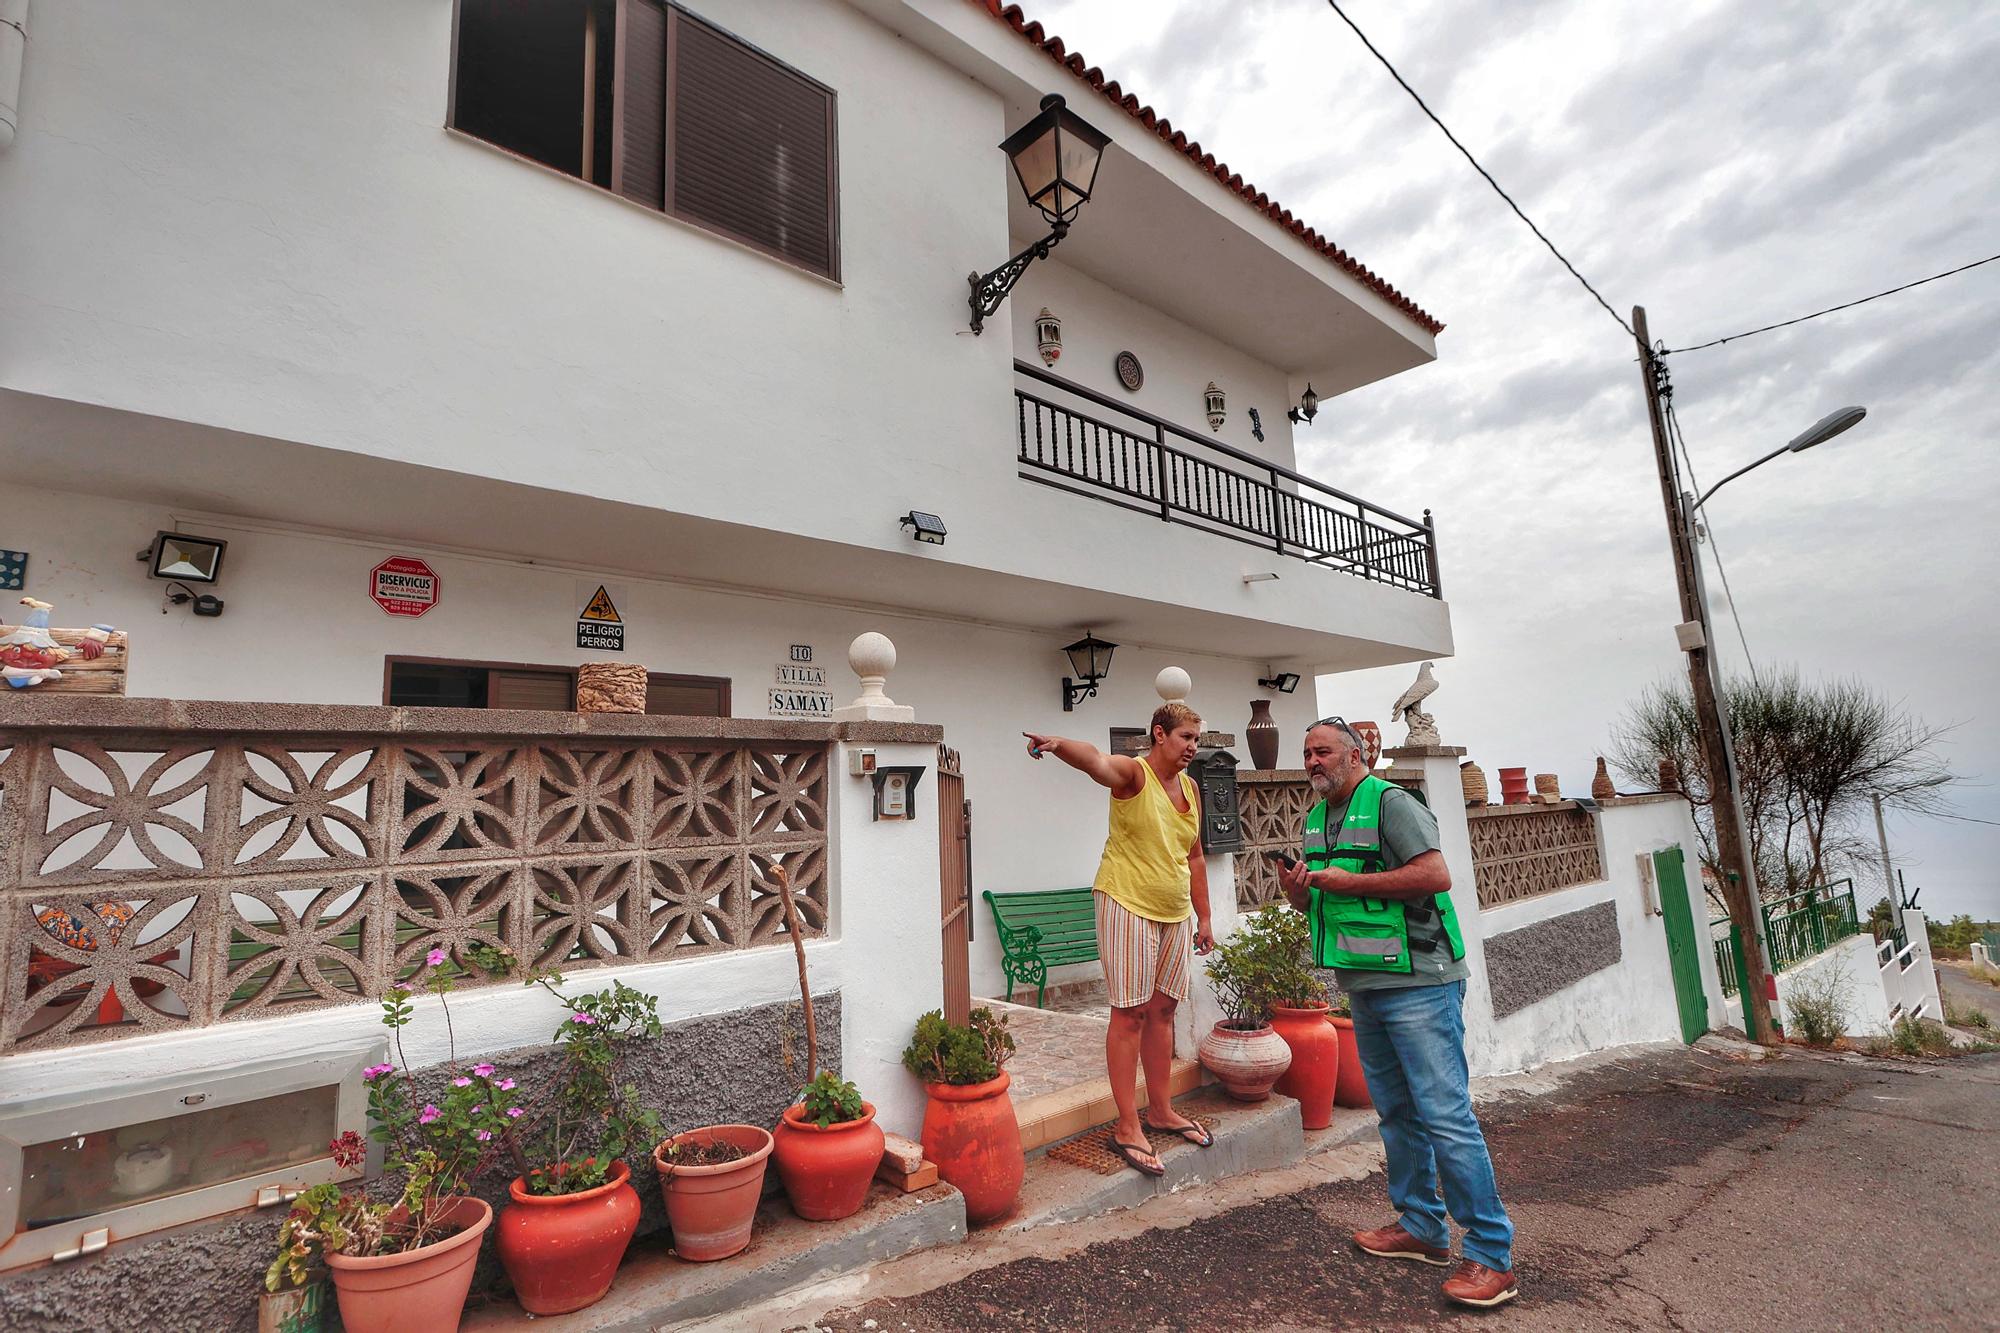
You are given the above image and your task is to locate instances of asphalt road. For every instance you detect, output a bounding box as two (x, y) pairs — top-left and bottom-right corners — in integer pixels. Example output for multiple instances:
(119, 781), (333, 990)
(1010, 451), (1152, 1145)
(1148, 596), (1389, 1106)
(809, 1046), (2000, 1332)
(1940, 961), (2000, 1028)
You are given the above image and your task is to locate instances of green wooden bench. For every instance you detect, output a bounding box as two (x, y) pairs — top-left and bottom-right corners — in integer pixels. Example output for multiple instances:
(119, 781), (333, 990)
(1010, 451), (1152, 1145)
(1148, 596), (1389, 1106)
(983, 887), (1097, 1009)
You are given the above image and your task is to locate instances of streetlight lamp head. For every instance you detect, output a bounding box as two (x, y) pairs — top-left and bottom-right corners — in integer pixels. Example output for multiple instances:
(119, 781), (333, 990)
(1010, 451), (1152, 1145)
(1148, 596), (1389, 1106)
(1787, 405), (1866, 453)
(999, 94), (1111, 227)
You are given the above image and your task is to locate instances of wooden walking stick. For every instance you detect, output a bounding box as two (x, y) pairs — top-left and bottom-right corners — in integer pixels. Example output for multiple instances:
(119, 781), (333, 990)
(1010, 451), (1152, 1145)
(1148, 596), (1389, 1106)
(772, 861), (817, 1083)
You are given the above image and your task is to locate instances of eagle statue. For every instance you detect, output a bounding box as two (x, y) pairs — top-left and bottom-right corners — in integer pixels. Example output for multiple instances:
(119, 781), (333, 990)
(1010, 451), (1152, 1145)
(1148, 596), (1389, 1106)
(1388, 662), (1441, 746)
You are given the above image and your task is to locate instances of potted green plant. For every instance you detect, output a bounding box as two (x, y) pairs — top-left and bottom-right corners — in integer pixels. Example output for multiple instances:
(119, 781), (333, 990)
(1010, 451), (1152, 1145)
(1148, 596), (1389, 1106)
(772, 1069), (885, 1221)
(488, 958), (662, 1316)
(1198, 912), (1294, 1102)
(1248, 908), (1340, 1129)
(266, 950), (519, 1333)
(902, 1007), (1021, 1225)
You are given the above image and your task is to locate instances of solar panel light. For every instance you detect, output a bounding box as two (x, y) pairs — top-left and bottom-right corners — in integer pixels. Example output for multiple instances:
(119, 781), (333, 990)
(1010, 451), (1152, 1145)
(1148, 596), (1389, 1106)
(900, 511), (948, 545)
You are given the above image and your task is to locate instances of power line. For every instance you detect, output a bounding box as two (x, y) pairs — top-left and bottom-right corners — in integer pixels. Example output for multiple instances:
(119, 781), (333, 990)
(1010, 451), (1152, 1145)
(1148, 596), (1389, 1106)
(1322, 0), (1633, 339)
(1663, 252), (2000, 354)
(1931, 811), (2000, 829)
(1665, 397), (1759, 681)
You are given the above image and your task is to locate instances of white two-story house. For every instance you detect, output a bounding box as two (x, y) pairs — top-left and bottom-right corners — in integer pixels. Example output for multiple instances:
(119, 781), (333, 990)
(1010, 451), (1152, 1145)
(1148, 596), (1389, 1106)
(0, 0), (1449, 1310)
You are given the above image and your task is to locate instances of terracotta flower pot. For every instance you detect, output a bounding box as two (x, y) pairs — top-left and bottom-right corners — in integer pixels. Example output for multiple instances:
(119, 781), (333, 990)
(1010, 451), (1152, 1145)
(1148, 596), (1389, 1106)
(1498, 767), (1530, 806)
(1270, 1004), (1340, 1129)
(1329, 1015), (1372, 1108)
(1197, 1021), (1292, 1102)
(323, 1196), (491, 1333)
(773, 1101), (886, 1222)
(495, 1159), (641, 1315)
(918, 1071), (1024, 1226)
(1245, 699), (1280, 770)
(654, 1125), (773, 1262)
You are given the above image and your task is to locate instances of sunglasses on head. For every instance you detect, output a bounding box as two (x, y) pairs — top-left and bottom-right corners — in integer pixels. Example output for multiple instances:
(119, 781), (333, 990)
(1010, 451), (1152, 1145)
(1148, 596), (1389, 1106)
(1310, 716), (1368, 752)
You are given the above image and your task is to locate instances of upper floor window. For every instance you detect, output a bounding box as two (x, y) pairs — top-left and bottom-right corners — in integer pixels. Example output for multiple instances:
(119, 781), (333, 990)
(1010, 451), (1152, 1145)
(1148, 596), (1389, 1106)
(451, 0), (840, 279)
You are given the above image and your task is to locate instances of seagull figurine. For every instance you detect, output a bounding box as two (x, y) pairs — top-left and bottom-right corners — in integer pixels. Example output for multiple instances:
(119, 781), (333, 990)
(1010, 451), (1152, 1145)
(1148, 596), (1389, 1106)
(1389, 662), (1438, 730)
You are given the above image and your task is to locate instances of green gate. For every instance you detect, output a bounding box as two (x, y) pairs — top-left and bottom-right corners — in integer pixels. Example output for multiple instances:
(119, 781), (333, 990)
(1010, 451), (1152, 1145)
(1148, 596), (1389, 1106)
(1655, 847), (1709, 1044)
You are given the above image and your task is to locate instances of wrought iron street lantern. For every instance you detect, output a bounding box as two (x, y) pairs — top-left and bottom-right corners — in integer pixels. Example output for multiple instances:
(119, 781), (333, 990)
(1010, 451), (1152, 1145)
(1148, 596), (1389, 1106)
(1060, 631), (1117, 711)
(968, 95), (1111, 334)
(1287, 383), (1320, 426)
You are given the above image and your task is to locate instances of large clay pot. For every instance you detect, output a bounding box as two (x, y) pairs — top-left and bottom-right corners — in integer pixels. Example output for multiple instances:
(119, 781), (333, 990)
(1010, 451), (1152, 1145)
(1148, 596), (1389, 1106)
(1197, 1022), (1292, 1102)
(1498, 767), (1530, 806)
(1350, 720), (1384, 768)
(1270, 1004), (1340, 1129)
(654, 1125), (774, 1261)
(919, 1071), (1024, 1226)
(324, 1196), (492, 1333)
(494, 1160), (641, 1315)
(1329, 1015), (1372, 1108)
(1245, 699), (1280, 770)
(773, 1101), (886, 1222)
(1592, 756), (1617, 802)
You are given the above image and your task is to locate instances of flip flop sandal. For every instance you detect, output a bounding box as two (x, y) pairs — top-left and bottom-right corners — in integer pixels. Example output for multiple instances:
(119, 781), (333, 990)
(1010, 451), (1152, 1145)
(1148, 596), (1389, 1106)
(1142, 1118), (1213, 1148)
(1110, 1139), (1166, 1177)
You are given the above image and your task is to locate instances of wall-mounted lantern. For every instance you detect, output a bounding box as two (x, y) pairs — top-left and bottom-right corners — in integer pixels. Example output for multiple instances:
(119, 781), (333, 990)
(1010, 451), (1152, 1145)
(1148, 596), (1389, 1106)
(1035, 308), (1063, 365)
(1060, 630), (1116, 712)
(1287, 383), (1320, 426)
(1204, 382), (1226, 433)
(968, 95), (1111, 334)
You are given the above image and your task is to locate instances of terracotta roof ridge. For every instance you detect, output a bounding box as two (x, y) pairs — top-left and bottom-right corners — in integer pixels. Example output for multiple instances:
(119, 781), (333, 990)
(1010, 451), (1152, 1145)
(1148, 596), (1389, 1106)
(975, 1), (1444, 336)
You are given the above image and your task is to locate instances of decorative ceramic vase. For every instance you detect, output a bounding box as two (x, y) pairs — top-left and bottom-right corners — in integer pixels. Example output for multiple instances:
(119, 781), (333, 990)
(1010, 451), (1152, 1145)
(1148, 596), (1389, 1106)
(495, 1160), (642, 1316)
(1658, 758), (1681, 793)
(654, 1125), (774, 1261)
(1350, 720), (1384, 768)
(1534, 772), (1560, 801)
(1197, 1022), (1292, 1102)
(1591, 757), (1616, 802)
(1269, 1004), (1339, 1130)
(258, 1280), (329, 1333)
(1328, 1015), (1372, 1108)
(919, 1072), (1024, 1226)
(1498, 767), (1530, 805)
(1460, 761), (1487, 806)
(1245, 700), (1280, 770)
(772, 1101), (886, 1222)
(324, 1197), (492, 1333)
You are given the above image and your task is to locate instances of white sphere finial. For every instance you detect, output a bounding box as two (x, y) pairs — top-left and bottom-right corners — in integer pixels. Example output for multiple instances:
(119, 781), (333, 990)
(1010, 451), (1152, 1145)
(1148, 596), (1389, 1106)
(1155, 666), (1191, 703)
(833, 631), (916, 723)
(849, 631), (897, 682)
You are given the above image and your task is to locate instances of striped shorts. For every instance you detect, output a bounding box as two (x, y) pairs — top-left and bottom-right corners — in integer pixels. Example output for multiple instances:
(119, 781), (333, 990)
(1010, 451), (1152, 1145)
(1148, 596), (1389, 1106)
(1094, 891), (1193, 1009)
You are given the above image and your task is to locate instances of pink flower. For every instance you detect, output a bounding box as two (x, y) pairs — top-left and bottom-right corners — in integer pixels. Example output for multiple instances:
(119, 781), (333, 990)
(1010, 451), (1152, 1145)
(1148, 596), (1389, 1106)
(426, 947), (448, 967)
(476, 1130), (493, 1142)
(506, 1107), (526, 1119)
(362, 1063), (395, 1081)
(418, 1104), (441, 1125)
(452, 1076), (471, 1088)
(497, 1078), (516, 1091)
(570, 1012), (597, 1025)
(472, 1063), (495, 1078)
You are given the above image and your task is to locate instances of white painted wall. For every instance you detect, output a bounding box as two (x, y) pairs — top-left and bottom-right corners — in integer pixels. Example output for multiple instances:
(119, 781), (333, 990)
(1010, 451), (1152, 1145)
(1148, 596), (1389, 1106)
(3, 484), (1329, 1004)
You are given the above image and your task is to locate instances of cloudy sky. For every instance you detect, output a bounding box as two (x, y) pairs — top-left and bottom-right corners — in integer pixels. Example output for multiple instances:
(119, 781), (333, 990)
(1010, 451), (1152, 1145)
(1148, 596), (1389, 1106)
(1026, 0), (1999, 917)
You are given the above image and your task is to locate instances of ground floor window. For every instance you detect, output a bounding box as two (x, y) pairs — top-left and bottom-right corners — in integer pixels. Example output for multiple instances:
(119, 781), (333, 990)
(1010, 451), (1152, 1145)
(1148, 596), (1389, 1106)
(384, 658), (729, 716)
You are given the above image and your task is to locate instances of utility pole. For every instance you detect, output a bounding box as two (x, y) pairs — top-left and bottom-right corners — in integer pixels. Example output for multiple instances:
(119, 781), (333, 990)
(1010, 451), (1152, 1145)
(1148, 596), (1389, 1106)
(1871, 792), (1897, 908)
(1632, 306), (1779, 1044)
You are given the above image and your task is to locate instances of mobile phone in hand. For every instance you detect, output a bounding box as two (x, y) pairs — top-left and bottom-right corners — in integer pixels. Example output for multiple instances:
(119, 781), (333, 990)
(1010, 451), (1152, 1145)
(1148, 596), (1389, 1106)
(1263, 849), (1300, 871)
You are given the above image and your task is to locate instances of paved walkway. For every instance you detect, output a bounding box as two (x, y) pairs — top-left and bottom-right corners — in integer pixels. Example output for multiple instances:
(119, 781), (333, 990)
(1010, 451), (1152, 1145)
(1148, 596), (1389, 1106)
(778, 1044), (1999, 1331)
(1940, 960), (2000, 1027)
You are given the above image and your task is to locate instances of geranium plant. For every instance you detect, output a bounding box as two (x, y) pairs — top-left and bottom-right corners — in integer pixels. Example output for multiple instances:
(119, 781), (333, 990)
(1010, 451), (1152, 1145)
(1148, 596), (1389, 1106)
(901, 1007), (1015, 1085)
(795, 1070), (865, 1127)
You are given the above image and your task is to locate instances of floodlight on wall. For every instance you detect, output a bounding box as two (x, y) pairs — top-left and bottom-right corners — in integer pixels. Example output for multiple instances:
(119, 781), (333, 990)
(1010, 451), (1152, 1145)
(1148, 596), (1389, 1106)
(900, 511), (947, 545)
(141, 531), (228, 584)
(968, 95), (1110, 334)
(1287, 383), (1320, 426)
(1258, 671), (1301, 694)
(1060, 630), (1116, 712)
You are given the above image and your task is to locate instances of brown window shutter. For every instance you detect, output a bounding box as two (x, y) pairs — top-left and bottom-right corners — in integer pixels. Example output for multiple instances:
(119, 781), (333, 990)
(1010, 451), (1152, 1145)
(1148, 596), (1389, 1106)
(612, 0), (668, 209)
(668, 10), (838, 278)
(646, 674), (729, 717)
(488, 669), (574, 711)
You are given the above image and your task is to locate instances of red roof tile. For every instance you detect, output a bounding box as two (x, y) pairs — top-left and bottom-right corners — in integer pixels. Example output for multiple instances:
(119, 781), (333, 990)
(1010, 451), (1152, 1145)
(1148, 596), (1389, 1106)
(975, 1), (1445, 336)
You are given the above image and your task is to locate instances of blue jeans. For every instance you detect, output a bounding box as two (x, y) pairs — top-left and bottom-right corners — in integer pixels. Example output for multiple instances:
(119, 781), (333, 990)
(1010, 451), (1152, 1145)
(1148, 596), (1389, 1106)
(1350, 980), (1513, 1271)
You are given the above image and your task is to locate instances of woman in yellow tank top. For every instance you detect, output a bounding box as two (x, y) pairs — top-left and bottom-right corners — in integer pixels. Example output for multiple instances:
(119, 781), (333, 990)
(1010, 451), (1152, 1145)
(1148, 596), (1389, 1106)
(1024, 701), (1216, 1178)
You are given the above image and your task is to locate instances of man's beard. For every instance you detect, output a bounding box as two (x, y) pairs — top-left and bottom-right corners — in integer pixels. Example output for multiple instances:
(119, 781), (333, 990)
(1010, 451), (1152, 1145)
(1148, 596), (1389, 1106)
(1308, 771), (1332, 793)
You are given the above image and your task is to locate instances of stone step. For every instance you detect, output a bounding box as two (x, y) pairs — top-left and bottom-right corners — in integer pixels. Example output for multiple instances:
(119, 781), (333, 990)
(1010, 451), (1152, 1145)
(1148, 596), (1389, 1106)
(1011, 1057), (1205, 1153)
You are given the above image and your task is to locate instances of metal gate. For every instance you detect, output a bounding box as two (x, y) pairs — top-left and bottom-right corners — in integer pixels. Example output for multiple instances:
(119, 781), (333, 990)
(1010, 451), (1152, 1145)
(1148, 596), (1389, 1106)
(938, 744), (973, 1025)
(1655, 847), (1709, 1044)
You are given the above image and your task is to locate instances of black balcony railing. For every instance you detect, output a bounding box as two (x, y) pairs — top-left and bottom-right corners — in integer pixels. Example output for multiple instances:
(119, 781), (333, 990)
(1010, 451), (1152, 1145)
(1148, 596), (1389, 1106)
(1013, 361), (1441, 597)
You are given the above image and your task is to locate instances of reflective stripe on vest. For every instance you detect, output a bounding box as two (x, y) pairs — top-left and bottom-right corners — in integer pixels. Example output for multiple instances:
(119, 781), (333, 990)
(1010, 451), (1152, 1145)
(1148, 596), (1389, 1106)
(1336, 933), (1403, 959)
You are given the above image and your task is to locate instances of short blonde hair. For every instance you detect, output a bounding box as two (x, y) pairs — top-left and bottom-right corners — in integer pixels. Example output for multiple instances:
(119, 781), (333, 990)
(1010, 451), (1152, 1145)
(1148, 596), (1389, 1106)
(1149, 702), (1202, 742)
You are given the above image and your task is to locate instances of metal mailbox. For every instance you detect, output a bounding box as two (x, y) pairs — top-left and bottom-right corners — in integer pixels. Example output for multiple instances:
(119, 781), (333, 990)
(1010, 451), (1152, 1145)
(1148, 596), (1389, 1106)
(1189, 747), (1242, 853)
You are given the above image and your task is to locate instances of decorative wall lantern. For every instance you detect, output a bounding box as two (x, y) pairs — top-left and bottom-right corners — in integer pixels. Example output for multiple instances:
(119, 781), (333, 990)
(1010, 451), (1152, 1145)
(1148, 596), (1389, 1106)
(1035, 308), (1063, 364)
(142, 531), (228, 584)
(1287, 383), (1319, 426)
(1204, 382), (1226, 433)
(1060, 630), (1116, 712)
(968, 95), (1111, 334)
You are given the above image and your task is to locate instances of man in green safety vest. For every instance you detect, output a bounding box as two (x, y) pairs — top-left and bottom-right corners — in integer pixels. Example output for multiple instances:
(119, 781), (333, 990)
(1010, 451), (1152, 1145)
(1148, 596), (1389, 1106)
(1276, 717), (1518, 1309)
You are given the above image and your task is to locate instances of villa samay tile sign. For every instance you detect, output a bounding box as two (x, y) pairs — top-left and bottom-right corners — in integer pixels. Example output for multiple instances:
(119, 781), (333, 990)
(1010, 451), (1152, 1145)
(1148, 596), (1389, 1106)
(769, 655), (832, 718)
(371, 556), (439, 617)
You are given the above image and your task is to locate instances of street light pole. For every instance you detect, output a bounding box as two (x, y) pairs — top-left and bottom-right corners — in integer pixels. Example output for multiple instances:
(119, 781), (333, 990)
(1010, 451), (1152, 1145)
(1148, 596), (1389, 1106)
(1632, 306), (1780, 1044)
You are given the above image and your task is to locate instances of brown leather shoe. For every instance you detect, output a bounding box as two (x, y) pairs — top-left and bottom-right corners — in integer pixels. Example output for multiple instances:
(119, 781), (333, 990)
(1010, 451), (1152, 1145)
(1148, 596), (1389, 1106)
(1442, 1259), (1520, 1308)
(1352, 1222), (1451, 1266)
